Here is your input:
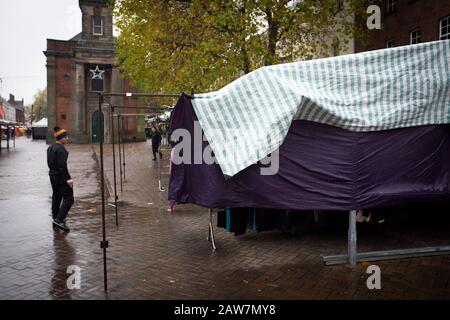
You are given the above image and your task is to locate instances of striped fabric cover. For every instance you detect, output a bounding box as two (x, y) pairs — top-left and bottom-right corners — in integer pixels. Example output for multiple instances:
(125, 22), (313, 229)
(192, 40), (450, 177)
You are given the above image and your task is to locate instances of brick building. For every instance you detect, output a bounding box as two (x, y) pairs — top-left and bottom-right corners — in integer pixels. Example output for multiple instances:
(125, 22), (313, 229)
(355, 0), (450, 52)
(5, 94), (25, 124)
(44, 0), (145, 144)
(0, 96), (17, 122)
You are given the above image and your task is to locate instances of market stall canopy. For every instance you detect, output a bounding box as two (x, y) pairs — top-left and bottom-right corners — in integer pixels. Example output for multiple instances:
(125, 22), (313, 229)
(32, 118), (48, 128)
(192, 40), (450, 177)
(169, 95), (450, 210)
(0, 119), (18, 125)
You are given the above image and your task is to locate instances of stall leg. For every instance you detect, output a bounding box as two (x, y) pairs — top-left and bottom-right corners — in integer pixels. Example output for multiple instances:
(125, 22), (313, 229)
(7, 125), (10, 150)
(110, 108), (119, 228)
(348, 210), (357, 266)
(207, 209), (217, 251)
(98, 94), (109, 292)
(122, 117), (126, 181)
(158, 146), (165, 192)
(117, 115), (123, 192)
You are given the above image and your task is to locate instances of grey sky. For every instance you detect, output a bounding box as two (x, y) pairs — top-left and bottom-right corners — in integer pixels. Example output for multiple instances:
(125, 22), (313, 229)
(0, 0), (82, 105)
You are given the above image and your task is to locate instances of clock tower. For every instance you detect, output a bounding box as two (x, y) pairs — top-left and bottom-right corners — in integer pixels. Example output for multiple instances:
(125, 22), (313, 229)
(44, 0), (145, 144)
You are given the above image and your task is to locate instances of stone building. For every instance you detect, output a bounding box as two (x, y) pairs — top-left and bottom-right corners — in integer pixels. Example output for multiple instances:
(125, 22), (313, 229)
(355, 0), (450, 52)
(44, 0), (146, 143)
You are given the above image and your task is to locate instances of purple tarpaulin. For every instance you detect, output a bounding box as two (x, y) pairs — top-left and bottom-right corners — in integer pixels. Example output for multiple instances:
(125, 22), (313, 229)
(168, 95), (450, 210)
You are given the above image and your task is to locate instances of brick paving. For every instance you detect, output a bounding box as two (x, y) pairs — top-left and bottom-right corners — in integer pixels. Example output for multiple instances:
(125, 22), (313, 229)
(1, 137), (450, 300)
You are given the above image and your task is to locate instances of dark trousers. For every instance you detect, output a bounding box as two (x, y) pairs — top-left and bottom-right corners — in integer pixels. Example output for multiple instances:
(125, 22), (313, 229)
(152, 146), (162, 159)
(50, 176), (74, 221)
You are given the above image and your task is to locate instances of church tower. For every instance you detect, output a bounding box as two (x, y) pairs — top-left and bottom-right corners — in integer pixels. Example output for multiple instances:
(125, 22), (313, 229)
(45, 0), (145, 144)
(79, 0), (114, 42)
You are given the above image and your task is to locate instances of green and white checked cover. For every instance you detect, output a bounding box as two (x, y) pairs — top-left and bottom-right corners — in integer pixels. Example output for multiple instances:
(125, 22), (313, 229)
(192, 40), (450, 177)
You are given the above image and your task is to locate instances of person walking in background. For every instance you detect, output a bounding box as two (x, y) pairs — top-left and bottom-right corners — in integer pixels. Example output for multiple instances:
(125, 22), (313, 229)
(151, 125), (162, 161)
(47, 126), (74, 232)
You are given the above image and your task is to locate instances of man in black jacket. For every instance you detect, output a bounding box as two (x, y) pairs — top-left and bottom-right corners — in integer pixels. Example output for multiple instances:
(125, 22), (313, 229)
(151, 125), (162, 160)
(47, 126), (74, 231)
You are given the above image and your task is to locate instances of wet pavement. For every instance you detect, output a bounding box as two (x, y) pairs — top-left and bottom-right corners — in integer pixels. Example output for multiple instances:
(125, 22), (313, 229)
(1, 137), (450, 300)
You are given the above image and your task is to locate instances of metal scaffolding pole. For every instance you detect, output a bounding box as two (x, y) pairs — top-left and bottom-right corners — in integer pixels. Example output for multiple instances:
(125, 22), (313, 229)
(110, 106), (119, 228)
(7, 124), (10, 149)
(348, 210), (357, 266)
(117, 114), (123, 192)
(122, 116), (126, 181)
(321, 210), (450, 266)
(95, 91), (185, 291)
(101, 92), (182, 98)
(98, 94), (109, 292)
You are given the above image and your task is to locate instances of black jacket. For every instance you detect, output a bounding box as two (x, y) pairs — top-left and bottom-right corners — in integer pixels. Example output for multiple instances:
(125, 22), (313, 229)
(151, 131), (162, 148)
(47, 143), (71, 180)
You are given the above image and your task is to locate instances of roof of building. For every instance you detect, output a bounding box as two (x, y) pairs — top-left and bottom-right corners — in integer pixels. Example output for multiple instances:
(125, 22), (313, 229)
(79, 0), (110, 6)
(69, 32), (82, 41)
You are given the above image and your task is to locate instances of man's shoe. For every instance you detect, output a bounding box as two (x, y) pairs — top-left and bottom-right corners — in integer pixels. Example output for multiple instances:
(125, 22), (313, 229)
(53, 219), (70, 232)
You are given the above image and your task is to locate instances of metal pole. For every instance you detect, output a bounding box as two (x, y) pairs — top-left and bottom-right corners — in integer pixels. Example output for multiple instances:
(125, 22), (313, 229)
(6, 124), (10, 150)
(117, 115), (123, 192)
(157, 145), (165, 192)
(13, 126), (15, 148)
(109, 106), (172, 110)
(348, 210), (357, 266)
(110, 106), (119, 228)
(122, 117), (126, 181)
(322, 245), (450, 266)
(101, 92), (181, 98)
(98, 94), (109, 292)
(207, 209), (217, 251)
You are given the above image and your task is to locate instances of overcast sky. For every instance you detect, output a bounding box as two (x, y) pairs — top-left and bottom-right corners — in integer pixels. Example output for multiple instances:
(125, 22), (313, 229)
(0, 0), (82, 105)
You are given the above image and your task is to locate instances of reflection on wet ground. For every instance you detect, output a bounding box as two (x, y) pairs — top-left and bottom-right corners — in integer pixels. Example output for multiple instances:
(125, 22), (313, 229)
(1, 138), (450, 300)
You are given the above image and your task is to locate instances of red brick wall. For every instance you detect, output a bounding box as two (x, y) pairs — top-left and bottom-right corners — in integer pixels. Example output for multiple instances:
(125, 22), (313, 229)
(47, 39), (74, 52)
(122, 77), (138, 136)
(47, 36), (143, 141)
(355, 0), (450, 52)
(55, 56), (72, 131)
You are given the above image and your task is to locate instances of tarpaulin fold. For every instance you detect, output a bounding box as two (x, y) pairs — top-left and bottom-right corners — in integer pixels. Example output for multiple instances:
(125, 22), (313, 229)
(169, 96), (450, 211)
(192, 40), (450, 177)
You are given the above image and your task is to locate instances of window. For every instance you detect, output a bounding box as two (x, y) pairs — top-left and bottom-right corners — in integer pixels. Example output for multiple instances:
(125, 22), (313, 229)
(91, 77), (104, 92)
(90, 65), (105, 92)
(387, 0), (396, 14)
(410, 28), (421, 44)
(92, 16), (103, 36)
(440, 16), (450, 40)
(386, 39), (395, 48)
(61, 114), (66, 120)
